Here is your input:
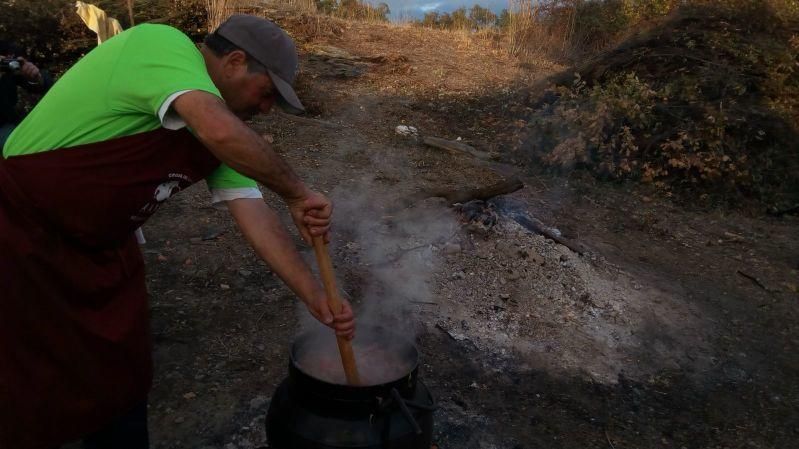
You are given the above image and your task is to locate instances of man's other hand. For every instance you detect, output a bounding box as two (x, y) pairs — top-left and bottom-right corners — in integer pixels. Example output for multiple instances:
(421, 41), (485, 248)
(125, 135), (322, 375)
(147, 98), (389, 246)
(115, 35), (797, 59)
(305, 295), (355, 340)
(18, 58), (42, 84)
(287, 188), (331, 244)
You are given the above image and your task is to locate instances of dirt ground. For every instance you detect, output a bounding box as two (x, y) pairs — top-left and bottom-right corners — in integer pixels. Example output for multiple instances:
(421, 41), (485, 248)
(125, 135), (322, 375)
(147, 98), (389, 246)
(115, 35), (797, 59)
(124, 16), (798, 449)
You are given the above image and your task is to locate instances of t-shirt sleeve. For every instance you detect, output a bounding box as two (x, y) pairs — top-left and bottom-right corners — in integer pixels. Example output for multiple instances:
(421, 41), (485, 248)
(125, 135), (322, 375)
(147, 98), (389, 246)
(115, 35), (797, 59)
(206, 164), (262, 207)
(206, 164), (258, 189)
(108, 25), (221, 118)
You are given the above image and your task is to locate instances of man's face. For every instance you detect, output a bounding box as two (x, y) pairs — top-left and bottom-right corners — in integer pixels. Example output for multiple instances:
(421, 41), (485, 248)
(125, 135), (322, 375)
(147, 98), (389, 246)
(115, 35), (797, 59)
(220, 55), (278, 121)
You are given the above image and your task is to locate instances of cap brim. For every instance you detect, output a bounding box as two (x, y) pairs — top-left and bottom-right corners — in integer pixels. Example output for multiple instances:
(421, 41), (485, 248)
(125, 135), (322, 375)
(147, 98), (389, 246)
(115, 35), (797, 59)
(268, 69), (304, 115)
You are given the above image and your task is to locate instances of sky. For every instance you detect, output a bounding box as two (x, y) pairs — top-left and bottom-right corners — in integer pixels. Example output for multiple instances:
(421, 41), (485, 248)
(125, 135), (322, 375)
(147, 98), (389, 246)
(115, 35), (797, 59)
(379, 0), (510, 20)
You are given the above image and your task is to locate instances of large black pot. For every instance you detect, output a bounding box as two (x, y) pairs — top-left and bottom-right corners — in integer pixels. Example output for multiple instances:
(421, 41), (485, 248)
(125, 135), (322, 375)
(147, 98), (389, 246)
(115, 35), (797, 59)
(266, 325), (435, 449)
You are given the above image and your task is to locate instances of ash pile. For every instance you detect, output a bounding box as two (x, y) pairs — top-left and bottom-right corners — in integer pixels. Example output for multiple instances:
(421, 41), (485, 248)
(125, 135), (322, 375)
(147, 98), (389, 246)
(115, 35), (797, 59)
(333, 193), (711, 384)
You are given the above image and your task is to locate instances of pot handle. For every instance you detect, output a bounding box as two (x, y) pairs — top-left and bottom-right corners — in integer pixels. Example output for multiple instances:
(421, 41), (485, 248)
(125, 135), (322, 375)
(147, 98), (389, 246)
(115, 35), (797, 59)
(391, 388), (422, 435)
(402, 398), (437, 412)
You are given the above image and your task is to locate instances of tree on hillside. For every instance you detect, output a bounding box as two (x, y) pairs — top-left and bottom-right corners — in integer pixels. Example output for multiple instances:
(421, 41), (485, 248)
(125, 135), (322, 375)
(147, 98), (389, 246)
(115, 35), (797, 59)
(421, 11), (440, 27)
(376, 2), (390, 19)
(469, 4), (496, 28)
(315, 0), (337, 14)
(338, 0), (358, 18)
(451, 7), (471, 29)
(496, 8), (510, 29)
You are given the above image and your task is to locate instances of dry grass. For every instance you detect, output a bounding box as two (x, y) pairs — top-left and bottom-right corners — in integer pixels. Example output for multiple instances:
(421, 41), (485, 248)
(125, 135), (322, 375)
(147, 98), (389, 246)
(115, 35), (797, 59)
(314, 19), (551, 97)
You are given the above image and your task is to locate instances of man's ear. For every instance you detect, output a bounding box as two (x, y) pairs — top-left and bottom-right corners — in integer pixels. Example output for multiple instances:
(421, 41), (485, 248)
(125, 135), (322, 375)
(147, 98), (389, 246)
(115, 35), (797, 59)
(222, 50), (248, 76)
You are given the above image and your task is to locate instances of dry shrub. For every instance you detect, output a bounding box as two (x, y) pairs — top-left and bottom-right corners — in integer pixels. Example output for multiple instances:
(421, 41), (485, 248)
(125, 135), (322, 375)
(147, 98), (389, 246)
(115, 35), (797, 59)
(206, 0), (236, 31)
(277, 12), (347, 42)
(506, 0), (680, 62)
(1, 0), (108, 69)
(0, 0), (211, 71)
(520, 0), (799, 208)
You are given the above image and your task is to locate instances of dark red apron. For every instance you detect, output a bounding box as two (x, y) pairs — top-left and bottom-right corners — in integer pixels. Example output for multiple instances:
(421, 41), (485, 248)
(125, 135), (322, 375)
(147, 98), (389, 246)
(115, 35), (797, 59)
(0, 128), (221, 449)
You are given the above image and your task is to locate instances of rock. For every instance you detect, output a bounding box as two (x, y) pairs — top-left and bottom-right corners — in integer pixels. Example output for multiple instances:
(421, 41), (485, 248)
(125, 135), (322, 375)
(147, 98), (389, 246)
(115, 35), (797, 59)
(202, 228), (225, 241)
(311, 44), (353, 59)
(395, 125), (419, 137)
(447, 330), (469, 341)
(182, 392), (196, 400)
(220, 284), (230, 290)
(452, 271), (466, 280)
(495, 241), (518, 259)
(475, 244), (493, 259)
(250, 395), (269, 410)
(443, 243), (462, 255)
(555, 244), (572, 258)
(239, 269), (252, 277)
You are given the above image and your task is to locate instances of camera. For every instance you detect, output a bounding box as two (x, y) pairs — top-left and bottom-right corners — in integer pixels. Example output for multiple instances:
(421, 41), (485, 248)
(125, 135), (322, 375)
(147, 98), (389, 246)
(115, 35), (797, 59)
(1, 57), (21, 73)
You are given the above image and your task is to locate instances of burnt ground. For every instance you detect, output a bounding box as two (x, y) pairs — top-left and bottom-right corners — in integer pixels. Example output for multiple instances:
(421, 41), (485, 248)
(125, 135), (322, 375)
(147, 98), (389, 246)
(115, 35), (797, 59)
(84, 15), (799, 449)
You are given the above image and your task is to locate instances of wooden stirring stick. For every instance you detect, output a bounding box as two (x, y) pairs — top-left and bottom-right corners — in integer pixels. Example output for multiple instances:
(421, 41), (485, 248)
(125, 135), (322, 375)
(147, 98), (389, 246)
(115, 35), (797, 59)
(311, 235), (361, 385)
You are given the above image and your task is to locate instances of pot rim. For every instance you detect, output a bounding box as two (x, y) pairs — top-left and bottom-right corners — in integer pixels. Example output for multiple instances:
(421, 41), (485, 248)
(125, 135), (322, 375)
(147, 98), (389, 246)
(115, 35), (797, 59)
(289, 324), (420, 390)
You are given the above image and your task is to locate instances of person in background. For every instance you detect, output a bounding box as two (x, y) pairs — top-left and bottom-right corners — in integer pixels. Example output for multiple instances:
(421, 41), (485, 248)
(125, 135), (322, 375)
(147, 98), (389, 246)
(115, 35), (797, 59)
(0, 39), (53, 148)
(0, 15), (354, 449)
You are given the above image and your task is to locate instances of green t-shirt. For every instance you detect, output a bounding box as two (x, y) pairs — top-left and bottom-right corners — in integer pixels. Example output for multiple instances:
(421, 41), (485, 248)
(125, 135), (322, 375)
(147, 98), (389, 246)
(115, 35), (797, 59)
(3, 24), (256, 190)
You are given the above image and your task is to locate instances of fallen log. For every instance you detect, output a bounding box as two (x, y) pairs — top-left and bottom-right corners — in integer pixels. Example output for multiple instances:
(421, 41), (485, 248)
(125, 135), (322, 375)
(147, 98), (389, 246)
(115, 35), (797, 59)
(766, 205), (799, 217)
(509, 213), (587, 255)
(394, 178), (588, 255)
(275, 110), (343, 129)
(487, 196), (587, 255)
(422, 136), (495, 161)
(400, 177), (524, 209)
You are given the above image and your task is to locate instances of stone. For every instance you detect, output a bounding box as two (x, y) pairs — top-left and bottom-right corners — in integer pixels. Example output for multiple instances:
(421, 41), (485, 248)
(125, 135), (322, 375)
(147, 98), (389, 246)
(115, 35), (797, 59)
(505, 269), (521, 281)
(250, 395), (269, 410)
(395, 125), (419, 137)
(495, 241), (518, 259)
(443, 243), (462, 255)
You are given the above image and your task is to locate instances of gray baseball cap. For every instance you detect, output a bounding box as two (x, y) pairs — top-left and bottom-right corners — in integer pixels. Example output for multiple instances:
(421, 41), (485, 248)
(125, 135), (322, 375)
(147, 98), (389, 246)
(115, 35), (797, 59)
(216, 14), (304, 114)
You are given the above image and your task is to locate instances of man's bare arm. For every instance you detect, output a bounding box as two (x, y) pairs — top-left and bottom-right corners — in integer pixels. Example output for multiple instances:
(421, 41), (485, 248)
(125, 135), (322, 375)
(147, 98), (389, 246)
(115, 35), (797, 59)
(173, 90), (332, 242)
(227, 198), (354, 338)
(172, 90), (306, 202)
